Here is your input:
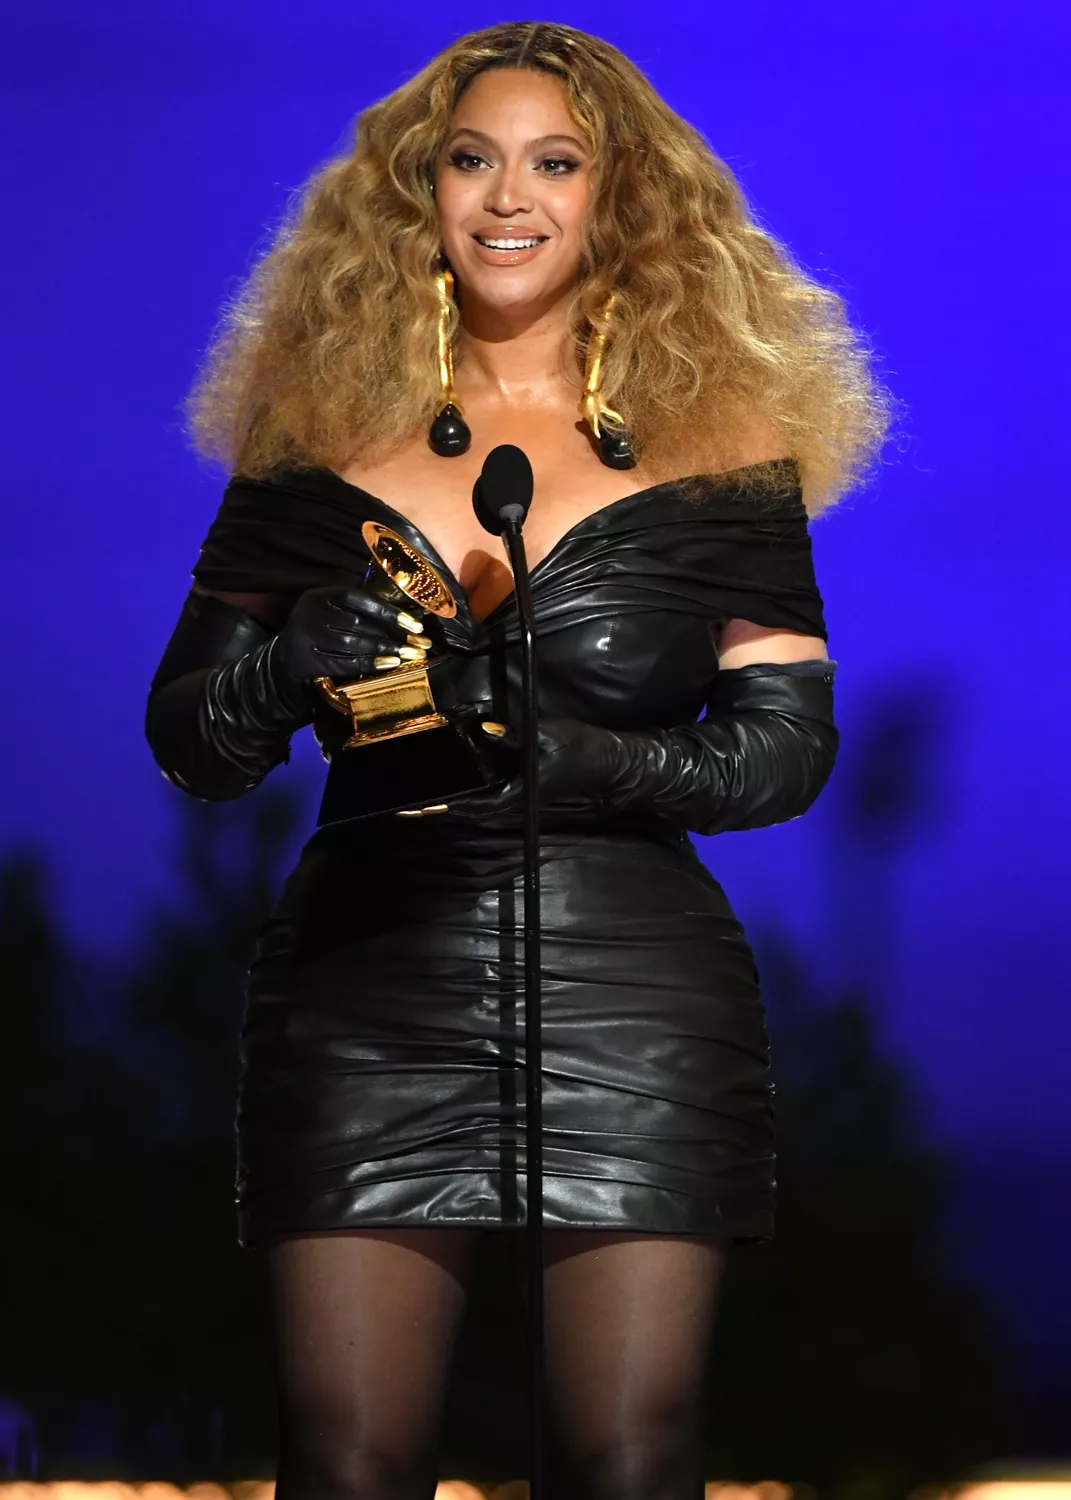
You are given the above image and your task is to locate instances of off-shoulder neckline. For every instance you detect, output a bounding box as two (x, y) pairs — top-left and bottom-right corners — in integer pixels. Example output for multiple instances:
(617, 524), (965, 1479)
(282, 456), (801, 629)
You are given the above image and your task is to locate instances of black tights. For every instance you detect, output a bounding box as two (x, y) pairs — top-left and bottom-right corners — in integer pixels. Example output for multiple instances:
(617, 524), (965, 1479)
(266, 1226), (729, 1500)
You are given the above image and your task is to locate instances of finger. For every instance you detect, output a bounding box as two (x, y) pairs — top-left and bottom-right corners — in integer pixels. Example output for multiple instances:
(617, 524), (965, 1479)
(334, 588), (428, 640)
(313, 636), (408, 668)
(448, 777), (524, 819)
(317, 620), (425, 666)
(323, 624), (431, 661)
(314, 587), (417, 644)
(480, 720), (520, 751)
(373, 647), (432, 670)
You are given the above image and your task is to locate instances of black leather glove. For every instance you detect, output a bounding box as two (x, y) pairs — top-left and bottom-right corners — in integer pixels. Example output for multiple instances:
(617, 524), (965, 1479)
(266, 584), (431, 716)
(145, 585), (429, 801)
(446, 660), (838, 835)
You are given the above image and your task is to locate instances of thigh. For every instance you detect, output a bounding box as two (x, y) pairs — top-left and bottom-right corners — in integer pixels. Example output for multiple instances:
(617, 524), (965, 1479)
(540, 1230), (729, 1461)
(266, 1227), (483, 1496)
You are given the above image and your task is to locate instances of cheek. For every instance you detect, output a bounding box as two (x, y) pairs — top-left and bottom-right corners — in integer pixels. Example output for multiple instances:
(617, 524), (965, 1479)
(434, 174), (472, 235)
(553, 179), (593, 238)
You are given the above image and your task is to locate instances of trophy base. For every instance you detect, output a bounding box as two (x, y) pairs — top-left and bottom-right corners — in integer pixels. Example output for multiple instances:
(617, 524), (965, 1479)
(316, 711), (513, 826)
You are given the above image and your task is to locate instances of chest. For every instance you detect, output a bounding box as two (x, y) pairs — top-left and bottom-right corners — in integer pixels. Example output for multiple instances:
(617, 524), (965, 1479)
(338, 429), (657, 624)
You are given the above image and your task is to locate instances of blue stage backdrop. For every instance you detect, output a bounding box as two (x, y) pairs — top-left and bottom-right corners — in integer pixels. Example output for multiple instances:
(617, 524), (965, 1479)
(1, 0), (1067, 1401)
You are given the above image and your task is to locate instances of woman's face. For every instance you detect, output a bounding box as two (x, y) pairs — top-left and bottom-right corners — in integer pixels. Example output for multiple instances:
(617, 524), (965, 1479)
(434, 67), (594, 319)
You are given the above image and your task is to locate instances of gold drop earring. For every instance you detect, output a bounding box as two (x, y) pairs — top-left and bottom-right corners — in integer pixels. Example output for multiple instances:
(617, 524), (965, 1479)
(428, 267), (471, 456)
(426, 265), (636, 469)
(577, 289), (637, 470)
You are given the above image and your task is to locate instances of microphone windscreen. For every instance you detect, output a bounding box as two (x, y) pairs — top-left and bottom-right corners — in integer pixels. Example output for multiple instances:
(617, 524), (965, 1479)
(472, 444), (534, 535)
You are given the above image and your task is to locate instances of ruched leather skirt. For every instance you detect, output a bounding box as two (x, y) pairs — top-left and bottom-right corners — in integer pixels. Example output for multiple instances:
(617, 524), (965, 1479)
(235, 814), (776, 1248)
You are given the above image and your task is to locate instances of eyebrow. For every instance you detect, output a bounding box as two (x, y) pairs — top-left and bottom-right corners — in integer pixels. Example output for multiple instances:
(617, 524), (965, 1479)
(446, 128), (589, 154)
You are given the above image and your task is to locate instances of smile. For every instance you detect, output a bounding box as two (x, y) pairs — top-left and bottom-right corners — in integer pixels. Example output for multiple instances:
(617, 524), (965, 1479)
(473, 235), (548, 249)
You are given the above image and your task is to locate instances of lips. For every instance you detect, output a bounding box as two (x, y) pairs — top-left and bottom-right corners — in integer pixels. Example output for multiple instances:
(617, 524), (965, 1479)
(470, 233), (550, 266)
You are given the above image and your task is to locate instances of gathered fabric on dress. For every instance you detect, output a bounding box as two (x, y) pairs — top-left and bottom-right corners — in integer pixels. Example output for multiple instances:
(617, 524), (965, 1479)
(190, 458), (827, 1248)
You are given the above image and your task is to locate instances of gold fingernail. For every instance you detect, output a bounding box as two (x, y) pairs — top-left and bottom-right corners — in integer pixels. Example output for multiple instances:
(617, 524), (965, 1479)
(397, 645), (427, 662)
(375, 655), (401, 670)
(481, 721), (508, 737)
(406, 633), (433, 649)
(422, 803), (449, 814)
(397, 610), (423, 634)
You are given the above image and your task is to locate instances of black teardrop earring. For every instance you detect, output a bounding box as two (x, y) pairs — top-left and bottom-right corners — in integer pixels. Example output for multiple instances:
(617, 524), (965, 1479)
(579, 290), (637, 470)
(428, 266), (471, 457)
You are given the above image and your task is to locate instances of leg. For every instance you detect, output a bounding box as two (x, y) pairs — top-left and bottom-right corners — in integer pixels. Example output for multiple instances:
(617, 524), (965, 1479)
(265, 1226), (482, 1500)
(540, 1230), (730, 1500)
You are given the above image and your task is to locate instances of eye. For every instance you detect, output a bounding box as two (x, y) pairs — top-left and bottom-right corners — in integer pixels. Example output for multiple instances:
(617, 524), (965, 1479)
(540, 156), (580, 176)
(448, 149), (487, 171)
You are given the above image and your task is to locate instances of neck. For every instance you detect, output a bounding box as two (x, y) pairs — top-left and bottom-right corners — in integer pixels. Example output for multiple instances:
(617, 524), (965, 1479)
(454, 287), (579, 405)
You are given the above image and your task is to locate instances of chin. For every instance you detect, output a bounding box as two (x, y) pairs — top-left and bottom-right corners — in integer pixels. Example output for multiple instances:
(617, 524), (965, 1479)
(472, 273), (549, 294)
(457, 265), (580, 306)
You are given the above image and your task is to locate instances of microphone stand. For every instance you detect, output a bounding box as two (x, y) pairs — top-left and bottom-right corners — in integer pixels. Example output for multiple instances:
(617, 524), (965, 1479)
(501, 519), (546, 1500)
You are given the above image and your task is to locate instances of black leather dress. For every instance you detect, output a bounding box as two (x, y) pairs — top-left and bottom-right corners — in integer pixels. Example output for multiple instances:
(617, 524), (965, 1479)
(189, 458), (827, 1248)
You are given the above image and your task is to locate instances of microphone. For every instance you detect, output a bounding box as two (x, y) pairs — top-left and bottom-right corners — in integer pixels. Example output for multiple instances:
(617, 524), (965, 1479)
(470, 440), (547, 1500)
(473, 444), (534, 535)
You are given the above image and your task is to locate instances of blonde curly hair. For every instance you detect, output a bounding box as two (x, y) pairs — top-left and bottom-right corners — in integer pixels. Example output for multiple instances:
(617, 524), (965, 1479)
(183, 20), (895, 515)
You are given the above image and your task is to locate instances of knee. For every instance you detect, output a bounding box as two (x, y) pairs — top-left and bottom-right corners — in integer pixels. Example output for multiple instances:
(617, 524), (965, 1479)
(276, 1441), (437, 1500)
(555, 1401), (704, 1500)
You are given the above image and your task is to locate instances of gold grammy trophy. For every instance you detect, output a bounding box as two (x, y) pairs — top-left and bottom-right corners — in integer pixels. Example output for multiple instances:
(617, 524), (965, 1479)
(312, 521), (514, 823)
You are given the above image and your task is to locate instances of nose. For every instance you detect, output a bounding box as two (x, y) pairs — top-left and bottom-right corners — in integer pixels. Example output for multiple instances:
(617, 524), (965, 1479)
(484, 158), (534, 218)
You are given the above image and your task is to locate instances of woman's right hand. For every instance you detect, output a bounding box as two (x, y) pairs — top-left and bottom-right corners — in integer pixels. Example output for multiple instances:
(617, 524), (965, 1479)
(267, 584), (432, 716)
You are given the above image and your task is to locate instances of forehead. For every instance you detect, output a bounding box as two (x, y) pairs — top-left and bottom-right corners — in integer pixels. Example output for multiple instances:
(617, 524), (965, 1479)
(450, 66), (578, 128)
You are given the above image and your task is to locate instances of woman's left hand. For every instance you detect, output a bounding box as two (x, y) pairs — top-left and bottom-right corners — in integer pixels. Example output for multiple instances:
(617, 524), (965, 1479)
(447, 716), (623, 820)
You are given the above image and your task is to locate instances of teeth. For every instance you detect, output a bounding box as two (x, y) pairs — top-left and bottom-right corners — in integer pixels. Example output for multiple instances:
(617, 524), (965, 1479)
(476, 236), (544, 250)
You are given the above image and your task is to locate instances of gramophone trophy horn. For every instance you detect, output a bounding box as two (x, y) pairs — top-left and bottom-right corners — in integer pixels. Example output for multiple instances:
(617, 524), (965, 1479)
(312, 520), (514, 824)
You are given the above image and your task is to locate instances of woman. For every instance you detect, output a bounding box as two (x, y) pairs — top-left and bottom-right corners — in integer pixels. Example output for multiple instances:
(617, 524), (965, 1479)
(146, 20), (890, 1500)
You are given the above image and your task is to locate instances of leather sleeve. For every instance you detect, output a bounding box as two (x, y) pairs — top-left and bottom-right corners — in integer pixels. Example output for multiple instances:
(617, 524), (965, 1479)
(145, 589), (294, 802)
(604, 661), (838, 836)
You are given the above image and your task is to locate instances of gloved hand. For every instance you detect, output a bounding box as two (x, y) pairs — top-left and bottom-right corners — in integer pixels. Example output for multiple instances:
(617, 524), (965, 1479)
(444, 719), (617, 820)
(146, 584), (430, 801)
(445, 660), (838, 835)
(265, 583), (432, 721)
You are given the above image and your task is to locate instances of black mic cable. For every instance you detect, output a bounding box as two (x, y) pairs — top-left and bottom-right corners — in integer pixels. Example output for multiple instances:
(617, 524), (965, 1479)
(472, 444), (545, 1500)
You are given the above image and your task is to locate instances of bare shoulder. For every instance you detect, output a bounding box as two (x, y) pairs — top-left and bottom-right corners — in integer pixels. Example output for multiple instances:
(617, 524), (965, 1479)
(717, 620), (827, 667)
(192, 584), (288, 629)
